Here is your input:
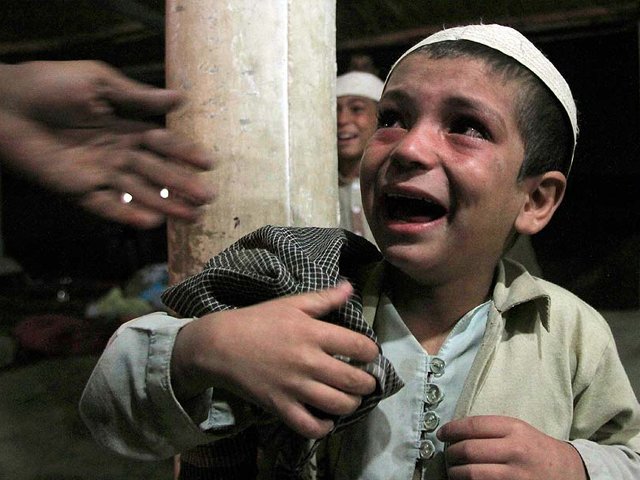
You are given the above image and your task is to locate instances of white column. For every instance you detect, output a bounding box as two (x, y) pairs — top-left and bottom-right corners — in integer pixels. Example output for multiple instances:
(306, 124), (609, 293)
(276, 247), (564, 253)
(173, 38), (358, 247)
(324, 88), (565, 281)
(165, 0), (338, 283)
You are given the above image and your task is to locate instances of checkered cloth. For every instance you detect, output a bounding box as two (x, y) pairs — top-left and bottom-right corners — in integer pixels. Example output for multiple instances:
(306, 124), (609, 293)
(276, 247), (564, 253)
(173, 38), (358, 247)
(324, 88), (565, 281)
(161, 226), (404, 478)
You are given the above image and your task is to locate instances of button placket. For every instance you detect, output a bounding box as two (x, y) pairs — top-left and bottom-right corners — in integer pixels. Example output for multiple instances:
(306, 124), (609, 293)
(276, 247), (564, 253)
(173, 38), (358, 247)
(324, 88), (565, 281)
(418, 357), (447, 465)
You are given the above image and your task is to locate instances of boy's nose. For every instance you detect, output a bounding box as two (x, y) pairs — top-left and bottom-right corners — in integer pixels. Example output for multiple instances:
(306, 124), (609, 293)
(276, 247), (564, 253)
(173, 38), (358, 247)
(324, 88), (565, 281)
(389, 125), (441, 171)
(337, 108), (350, 126)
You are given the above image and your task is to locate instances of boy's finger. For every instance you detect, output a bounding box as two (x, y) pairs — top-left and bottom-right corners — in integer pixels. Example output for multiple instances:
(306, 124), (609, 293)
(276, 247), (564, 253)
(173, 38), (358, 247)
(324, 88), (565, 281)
(299, 382), (362, 417)
(445, 437), (508, 466)
(282, 402), (335, 439)
(315, 356), (377, 395)
(281, 283), (380, 362)
(319, 326), (379, 363)
(438, 416), (507, 443)
(282, 281), (354, 319)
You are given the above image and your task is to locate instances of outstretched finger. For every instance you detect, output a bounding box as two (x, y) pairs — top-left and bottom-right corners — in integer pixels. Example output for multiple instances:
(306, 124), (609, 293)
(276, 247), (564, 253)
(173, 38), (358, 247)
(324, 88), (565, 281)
(108, 171), (204, 222)
(125, 139), (214, 204)
(114, 144), (212, 204)
(100, 65), (183, 117)
(140, 128), (214, 171)
(80, 189), (165, 229)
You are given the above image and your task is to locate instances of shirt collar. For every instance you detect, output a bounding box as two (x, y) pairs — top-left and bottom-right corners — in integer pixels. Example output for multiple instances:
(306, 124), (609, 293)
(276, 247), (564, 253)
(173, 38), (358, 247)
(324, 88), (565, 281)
(360, 258), (551, 331)
(491, 258), (551, 330)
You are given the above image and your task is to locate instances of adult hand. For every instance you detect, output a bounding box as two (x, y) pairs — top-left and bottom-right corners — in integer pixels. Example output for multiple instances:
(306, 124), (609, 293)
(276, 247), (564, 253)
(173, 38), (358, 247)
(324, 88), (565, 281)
(0, 60), (214, 228)
(171, 281), (379, 439)
(438, 415), (588, 480)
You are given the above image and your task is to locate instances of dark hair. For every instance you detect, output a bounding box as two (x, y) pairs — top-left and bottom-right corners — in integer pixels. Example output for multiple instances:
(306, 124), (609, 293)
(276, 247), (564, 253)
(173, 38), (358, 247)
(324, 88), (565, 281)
(412, 40), (574, 178)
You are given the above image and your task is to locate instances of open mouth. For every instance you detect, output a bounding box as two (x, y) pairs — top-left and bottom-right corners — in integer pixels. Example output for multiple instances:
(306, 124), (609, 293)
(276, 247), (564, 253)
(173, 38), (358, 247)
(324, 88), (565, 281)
(338, 132), (358, 141)
(385, 193), (448, 223)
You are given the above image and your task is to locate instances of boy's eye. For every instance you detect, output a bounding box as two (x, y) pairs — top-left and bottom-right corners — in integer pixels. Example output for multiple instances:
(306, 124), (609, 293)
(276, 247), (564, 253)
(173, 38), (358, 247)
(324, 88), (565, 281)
(449, 116), (490, 140)
(377, 110), (403, 129)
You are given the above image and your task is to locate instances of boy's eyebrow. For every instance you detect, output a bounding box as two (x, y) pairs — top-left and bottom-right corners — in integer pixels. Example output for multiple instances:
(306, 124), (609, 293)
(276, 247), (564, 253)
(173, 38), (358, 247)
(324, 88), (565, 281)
(380, 89), (508, 131)
(444, 96), (507, 131)
(377, 89), (414, 111)
(344, 97), (370, 106)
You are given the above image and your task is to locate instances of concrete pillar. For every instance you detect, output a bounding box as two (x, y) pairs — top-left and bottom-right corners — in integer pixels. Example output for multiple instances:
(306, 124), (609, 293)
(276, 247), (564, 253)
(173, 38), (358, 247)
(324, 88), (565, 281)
(165, 0), (338, 284)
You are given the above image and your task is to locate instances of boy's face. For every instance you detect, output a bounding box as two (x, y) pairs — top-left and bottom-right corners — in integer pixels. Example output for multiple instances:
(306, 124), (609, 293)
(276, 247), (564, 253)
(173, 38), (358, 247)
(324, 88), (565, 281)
(337, 95), (378, 163)
(361, 53), (530, 284)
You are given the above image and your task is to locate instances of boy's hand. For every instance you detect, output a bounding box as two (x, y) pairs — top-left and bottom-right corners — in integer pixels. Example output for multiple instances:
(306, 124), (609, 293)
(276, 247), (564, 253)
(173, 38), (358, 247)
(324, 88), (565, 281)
(438, 415), (588, 480)
(171, 282), (379, 439)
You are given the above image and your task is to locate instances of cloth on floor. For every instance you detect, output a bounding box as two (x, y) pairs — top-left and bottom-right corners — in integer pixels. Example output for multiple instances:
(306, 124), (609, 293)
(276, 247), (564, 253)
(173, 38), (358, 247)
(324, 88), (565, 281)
(13, 314), (106, 356)
(124, 262), (168, 311)
(85, 287), (153, 323)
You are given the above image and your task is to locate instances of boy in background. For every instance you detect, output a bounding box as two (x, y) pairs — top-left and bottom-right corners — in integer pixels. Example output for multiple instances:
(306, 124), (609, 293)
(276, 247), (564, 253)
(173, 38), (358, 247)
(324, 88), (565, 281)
(336, 71), (383, 243)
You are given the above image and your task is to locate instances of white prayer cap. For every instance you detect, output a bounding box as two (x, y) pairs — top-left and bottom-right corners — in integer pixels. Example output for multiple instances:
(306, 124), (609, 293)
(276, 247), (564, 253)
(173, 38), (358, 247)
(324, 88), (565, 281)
(337, 71), (384, 102)
(385, 24), (578, 172)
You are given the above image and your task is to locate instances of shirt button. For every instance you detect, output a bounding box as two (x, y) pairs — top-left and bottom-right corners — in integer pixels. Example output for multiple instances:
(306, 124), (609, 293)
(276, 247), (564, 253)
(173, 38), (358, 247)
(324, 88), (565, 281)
(419, 439), (436, 460)
(430, 357), (446, 377)
(424, 383), (444, 407)
(423, 410), (440, 432)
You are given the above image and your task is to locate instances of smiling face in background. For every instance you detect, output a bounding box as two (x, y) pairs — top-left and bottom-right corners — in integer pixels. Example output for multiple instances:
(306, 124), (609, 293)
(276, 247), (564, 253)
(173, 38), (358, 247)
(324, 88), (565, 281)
(337, 95), (378, 174)
(361, 53), (530, 288)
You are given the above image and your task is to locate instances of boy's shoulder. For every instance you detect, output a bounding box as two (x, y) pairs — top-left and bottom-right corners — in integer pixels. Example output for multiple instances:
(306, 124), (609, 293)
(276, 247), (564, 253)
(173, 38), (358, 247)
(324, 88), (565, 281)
(501, 259), (612, 340)
(535, 274), (607, 320)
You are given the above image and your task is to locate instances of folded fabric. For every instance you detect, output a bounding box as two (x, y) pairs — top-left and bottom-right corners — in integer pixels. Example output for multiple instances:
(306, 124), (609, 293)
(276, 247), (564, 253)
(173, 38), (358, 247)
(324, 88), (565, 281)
(161, 225), (404, 478)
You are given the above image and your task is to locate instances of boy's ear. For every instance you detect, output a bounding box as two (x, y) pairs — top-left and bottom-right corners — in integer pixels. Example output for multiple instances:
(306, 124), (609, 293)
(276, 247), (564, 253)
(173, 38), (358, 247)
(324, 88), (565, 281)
(515, 171), (567, 235)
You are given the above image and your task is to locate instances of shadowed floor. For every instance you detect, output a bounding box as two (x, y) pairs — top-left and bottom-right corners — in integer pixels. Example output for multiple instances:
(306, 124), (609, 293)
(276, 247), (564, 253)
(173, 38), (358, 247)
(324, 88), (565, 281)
(0, 355), (172, 480)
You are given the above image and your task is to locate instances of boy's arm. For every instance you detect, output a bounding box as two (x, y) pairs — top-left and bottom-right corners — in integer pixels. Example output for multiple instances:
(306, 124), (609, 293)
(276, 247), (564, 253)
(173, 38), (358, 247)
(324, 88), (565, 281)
(567, 332), (640, 478)
(80, 283), (378, 458)
(79, 312), (235, 460)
